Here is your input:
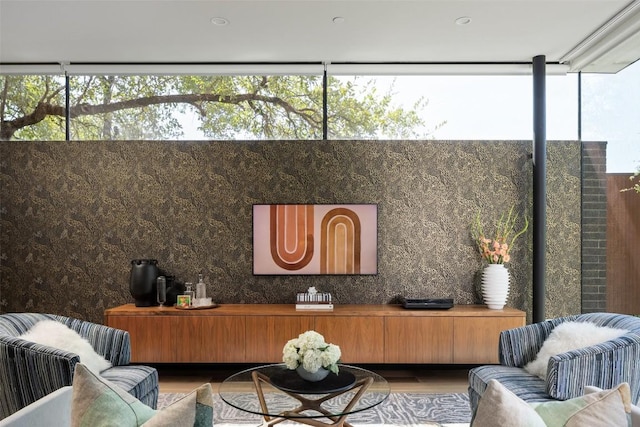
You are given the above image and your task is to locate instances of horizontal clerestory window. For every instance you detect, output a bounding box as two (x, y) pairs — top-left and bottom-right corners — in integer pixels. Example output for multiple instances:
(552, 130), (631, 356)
(4, 60), (639, 174)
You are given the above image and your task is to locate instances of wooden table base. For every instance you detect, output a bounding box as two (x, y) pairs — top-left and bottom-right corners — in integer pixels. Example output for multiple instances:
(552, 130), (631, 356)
(251, 371), (374, 427)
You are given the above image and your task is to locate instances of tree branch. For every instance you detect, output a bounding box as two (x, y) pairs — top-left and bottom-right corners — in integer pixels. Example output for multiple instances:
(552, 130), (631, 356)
(1, 92), (321, 140)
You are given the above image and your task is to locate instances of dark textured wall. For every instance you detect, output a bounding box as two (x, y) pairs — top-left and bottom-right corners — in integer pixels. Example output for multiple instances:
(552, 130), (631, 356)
(0, 140), (581, 324)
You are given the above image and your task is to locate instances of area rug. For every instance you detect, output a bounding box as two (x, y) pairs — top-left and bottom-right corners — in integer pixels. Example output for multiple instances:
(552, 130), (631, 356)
(158, 391), (472, 426)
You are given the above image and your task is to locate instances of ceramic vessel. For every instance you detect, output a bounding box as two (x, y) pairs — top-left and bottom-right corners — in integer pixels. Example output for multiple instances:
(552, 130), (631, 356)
(296, 365), (330, 382)
(129, 259), (159, 307)
(481, 264), (510, 309)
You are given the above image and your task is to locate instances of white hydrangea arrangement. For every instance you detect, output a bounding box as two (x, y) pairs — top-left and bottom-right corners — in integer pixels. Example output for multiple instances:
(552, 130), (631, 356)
(282, 330), (341, 374)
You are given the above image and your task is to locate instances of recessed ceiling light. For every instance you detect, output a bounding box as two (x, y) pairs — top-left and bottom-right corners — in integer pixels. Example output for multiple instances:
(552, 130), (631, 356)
(211, 17), (229, 26)
(332, 16), (345, 24)
(455, 16), (472, 25)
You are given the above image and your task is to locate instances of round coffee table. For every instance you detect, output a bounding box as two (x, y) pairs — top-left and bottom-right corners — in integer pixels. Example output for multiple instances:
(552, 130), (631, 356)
(219, 363), (390, 427)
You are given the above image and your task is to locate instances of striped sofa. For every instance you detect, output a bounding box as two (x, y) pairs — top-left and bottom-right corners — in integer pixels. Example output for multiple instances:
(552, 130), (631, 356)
(0, 313), (158, 420)
(468, 312), (640, 413)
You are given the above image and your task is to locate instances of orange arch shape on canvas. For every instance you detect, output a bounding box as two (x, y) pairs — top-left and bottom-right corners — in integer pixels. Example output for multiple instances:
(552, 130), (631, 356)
(320, 208), (361, 274)
(269, 204), (314, 271)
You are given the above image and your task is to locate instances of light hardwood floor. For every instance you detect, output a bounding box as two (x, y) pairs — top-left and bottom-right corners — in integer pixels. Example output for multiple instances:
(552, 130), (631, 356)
(156, 364), (471, 394)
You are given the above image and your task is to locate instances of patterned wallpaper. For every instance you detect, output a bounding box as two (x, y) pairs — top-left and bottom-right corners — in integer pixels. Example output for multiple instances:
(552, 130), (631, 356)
(0, 140), (581, 324)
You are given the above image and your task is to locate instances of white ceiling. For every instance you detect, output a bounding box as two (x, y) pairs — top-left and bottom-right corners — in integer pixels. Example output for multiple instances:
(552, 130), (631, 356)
(1, 0), (640, 73)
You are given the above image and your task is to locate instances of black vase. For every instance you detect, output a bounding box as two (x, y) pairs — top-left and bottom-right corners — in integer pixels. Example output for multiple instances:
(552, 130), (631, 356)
(129, 259), (159, 307)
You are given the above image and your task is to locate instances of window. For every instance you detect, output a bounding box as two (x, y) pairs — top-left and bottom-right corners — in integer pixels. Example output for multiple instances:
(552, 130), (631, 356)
(0, 74), (66, 141)
(0, 69), (584, 143)
(328, 74), (578, 141)
(582, 60), (640, 173)
(67, 75), (324, 140)
(1, 74), (324, 141)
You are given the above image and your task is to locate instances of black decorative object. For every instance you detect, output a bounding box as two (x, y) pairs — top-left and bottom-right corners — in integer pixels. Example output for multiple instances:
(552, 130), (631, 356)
(164, 276), (185, 306)
(129, 259), (160, 307)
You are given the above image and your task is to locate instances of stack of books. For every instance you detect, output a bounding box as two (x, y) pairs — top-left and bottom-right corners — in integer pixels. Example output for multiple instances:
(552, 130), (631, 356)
(295, 291), (334, 311)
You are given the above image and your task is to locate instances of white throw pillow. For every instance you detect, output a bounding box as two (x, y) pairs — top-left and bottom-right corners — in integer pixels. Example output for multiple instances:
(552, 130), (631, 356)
(20, 320), (112, 374)
(524, 321), (627, 379)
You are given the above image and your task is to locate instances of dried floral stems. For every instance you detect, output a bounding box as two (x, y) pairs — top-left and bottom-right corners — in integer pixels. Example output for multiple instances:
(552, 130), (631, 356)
(471, 205), (529, 264)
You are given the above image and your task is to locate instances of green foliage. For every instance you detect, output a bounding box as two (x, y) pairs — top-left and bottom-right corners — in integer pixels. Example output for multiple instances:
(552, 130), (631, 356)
(0, 74), (438, 141)
(1, 75), (67, 140)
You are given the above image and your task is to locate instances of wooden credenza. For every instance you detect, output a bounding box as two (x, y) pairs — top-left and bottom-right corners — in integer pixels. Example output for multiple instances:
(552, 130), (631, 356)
(104, 304), (525, 365)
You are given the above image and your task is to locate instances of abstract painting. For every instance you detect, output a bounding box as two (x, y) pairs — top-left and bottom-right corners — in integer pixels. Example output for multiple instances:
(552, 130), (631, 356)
(253, 204), (377, 275)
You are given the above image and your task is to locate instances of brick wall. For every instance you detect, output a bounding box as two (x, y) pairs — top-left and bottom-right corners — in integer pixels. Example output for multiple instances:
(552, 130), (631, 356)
(581, 141), (608, 312)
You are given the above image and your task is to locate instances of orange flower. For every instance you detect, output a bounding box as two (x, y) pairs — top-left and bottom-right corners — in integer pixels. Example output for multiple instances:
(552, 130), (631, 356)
(471, 207), (529, 264)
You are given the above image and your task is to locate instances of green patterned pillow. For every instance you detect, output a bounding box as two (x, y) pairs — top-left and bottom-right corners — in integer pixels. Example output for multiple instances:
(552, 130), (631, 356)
(71, 363), (214, 427)
(472, 379), (632, 427)
(530, 382), (631, 427)
(142, 384), (214, 427)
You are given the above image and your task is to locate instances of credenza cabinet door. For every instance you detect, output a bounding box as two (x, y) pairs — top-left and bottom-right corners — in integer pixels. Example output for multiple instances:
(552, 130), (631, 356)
(106, 315), (176, 363)
(174, 315), (246, 363)
(384, 317), (454, 363)
(245, 316), (314, 362)
(314, 316), (385, 363)
(453, 317), (525, 364)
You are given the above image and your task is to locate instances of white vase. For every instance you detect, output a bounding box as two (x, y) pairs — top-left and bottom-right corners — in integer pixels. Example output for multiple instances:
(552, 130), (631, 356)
(481, 264), (510, 309)
(296, 365), (330, 382)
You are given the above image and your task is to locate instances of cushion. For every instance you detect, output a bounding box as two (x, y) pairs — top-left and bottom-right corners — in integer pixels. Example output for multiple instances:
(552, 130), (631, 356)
(531, 383), (631, 426)
(71, 363), (213, 427)
(585, 386), (640, 427)
(472, 379), (546, 427)
(524, 321), (627, 379)
(19, 320), (112, 374)
(472, 379), (631, 427)
(142, 386), (214, 427)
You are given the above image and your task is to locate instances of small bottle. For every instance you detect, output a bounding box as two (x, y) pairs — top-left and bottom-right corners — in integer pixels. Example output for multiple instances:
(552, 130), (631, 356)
(184, 282), (195, 305)
(196, 273), (207, 300)
(156, 276), (166, 307)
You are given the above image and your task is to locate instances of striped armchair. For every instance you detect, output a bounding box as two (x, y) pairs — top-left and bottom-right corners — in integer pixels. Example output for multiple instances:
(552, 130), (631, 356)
(0, 313), (158, 420)
(468, 313), (640, 413)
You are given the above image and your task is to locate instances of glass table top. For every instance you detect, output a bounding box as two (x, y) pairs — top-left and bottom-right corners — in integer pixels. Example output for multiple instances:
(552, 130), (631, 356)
(218, 363), (391, 420)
